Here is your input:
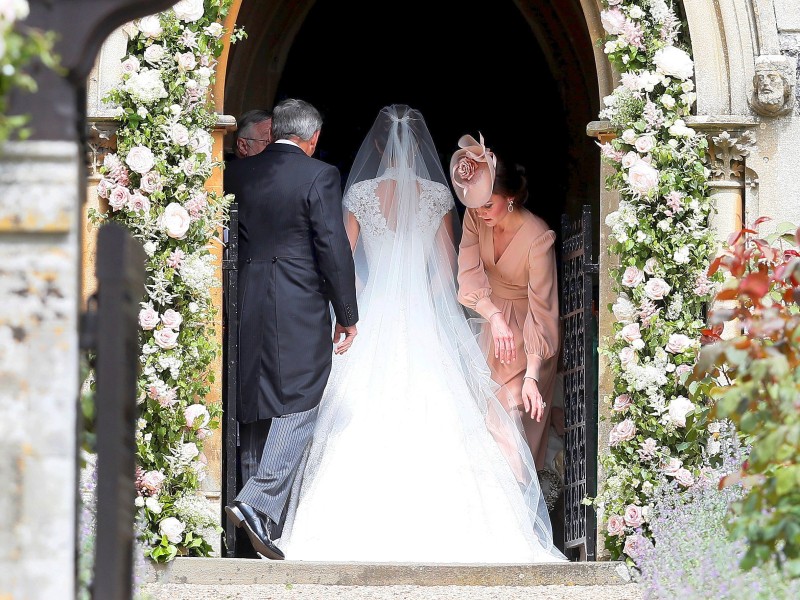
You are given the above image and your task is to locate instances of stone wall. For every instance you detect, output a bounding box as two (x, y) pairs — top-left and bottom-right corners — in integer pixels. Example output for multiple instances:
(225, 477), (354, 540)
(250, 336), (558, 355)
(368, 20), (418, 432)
(0, 141), (80, 598)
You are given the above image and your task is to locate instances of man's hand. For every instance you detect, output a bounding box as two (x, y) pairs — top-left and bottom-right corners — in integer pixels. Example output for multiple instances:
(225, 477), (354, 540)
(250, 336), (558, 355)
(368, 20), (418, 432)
(333, 323), (358, 355)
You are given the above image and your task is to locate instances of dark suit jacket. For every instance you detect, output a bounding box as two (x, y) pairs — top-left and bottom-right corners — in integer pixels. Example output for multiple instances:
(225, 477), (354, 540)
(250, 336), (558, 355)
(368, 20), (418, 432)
(224, 142), (358, 422)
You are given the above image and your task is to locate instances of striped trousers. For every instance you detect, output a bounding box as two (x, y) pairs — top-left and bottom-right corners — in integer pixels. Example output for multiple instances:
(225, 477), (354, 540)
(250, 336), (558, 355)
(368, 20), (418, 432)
(235, 406), (318, 536)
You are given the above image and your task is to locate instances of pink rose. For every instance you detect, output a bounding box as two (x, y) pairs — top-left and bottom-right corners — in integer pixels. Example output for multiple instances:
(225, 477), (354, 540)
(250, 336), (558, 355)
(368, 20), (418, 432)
(644, 277), (671, 300)
(161, 309), (183, 330)
(621, 266), (644, 288)
(108, 185), (131, 211)
(153, 328), (179, 349)
(624, 534), (649, 560)
(160, 203), (191, 240)
(176, 52), (197, 71)
(140, 171), (163, 194)
(634, 136), (655, 154)
(624, 504), (645, 527)
(141, 470), (166, 494)
(139, 305), (159, 330)
(674, 468), (695, 487)
(662, 457), (683, 476)
(619, 347), (637, 369)
(666, 333), (693, 354)
(621, 151), (639, 169)
(125, 145), (155, 175)
(121, 56), (140, 74)
(628, 160), (660, 195)
(158, 387), (177, 407)
(676, 364), (693, 377)
(621, 323), (642, 344)
(613, 394), (632, 412)
(97, 178), (113, 199)
(644, 257), (659, 275)
(609, 419), (636, 446)
(128, 192), (150, 214)
(607, 515), (626, 537)
(170, 123), (190, 146)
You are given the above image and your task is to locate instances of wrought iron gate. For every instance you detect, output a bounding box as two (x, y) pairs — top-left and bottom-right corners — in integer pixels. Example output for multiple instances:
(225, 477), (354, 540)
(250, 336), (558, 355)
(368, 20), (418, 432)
(221, 203), (239, 557)
(559, 205), (599, 561)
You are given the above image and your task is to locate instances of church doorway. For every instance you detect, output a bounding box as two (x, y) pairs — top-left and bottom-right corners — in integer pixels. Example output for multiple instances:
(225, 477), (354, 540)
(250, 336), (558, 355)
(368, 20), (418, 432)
(221, 0), (601, 559)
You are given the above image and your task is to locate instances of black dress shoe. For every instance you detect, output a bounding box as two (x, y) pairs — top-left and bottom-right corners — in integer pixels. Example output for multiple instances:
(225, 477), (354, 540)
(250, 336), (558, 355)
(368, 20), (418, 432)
(225, 502), (285, 560)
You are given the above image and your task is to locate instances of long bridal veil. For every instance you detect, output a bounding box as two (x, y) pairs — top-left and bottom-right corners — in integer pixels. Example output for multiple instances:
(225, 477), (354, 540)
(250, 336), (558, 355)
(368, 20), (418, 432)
(281, 105), (565, 562)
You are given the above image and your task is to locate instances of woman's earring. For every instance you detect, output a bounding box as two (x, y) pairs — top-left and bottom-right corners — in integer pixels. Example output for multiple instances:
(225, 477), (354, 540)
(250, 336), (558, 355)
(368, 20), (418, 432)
(507, 202), (514, 213)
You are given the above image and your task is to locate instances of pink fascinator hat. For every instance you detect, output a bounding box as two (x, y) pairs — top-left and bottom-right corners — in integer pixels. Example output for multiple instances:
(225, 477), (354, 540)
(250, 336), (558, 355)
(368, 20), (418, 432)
(449, 133), (496, 208)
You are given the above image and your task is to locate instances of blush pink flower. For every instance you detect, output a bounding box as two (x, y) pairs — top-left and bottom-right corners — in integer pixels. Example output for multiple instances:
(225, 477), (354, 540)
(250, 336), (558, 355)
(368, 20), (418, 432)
(624, 504), (645, 527)
(607, 515), (626, 537)
(609, 419), (636, 446)
(153, 327), (179, 349)
(139, 305), (159, 330)
(613, 394), (632, 412)
(167, 248), (186, 269)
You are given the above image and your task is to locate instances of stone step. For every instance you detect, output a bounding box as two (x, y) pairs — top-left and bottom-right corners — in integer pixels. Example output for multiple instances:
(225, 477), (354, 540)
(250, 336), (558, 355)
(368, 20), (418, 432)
(145, 558), (631, 587)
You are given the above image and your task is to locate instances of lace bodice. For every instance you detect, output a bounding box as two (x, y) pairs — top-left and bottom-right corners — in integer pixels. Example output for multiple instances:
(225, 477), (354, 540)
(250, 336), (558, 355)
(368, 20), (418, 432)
(343, 173), (454, 243)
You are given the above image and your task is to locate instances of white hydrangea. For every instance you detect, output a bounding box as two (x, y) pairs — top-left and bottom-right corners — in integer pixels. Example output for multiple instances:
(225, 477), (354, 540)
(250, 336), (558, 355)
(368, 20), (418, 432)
(124, 68), (168, 105)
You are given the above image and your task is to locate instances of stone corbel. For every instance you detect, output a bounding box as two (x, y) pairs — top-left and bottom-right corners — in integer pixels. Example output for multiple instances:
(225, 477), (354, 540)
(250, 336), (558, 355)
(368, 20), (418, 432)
(748, 54), (797, 118)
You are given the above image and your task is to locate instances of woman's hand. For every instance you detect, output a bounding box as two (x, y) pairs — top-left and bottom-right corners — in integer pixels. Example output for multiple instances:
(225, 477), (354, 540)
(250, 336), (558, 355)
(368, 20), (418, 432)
(488, 312), (516, 365)
(522, 377), (545, 422)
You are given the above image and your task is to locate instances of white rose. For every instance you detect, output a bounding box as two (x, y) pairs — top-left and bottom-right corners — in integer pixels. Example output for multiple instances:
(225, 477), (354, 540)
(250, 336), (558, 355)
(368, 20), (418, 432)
(125, 145), (155, 175)
(628, 6), (644, 19)
(621, 266), (644, 288)
(644, 277), (671, 300)
(160, 202), (191, 239)
(170, 123), (190, 146)
(621, 129), (637, 144)
(681, 80), (695, 93)
(601, 8), (627, 35)
(135, 496), (145, 507)
(660, 94), (676, 109)
(612, 294), (637, 324)
(121, 56), (140, 74)
(161, 309), (183, 330)
(188, 302), (200, 313)
(205, 22), (224, 37)
(180, 442), (200, 462)
(138, 15), (163, 38)
(184, 404), (210, 428)
(667, 395), (695, 427)
(153, 328), (179, 350)
(143, 44), (165, 64)
(158, 517), (185, 544)
(628, 160), (660, 195)
(634, 136), (655, 154)
(145, 497), (162, 514)
(621, 151), (639, 169)
(654, 46), (694, 80)
(139, 305), (159, 330)
(669, 119), (696, 138)
(143, 241), (157, 257)
(176, 51), (196, 71)
(644, 258), (659, 275)
(173, 0), (204, 22)
(666, 333), (693, 354)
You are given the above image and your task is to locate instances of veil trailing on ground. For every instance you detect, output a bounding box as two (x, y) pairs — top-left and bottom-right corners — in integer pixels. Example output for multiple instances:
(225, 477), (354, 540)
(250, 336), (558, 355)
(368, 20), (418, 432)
(334, 105), (563, 559)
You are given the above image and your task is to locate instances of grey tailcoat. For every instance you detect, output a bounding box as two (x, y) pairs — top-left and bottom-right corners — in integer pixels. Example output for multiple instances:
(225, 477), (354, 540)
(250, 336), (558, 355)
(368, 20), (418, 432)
(224, 142), (358, 423)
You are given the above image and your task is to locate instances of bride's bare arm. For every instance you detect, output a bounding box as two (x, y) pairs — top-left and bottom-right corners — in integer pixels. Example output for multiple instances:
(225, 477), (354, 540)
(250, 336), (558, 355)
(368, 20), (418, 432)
(344, 210), (361, 252)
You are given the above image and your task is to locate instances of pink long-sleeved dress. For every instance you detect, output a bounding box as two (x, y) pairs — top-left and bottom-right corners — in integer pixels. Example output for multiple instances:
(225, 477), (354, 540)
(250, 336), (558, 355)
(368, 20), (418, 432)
(457, 208), (560, 469)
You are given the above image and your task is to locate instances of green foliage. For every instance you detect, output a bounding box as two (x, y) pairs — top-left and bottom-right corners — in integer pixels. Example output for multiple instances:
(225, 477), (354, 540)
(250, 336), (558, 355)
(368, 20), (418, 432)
(691, 218), (800, 576)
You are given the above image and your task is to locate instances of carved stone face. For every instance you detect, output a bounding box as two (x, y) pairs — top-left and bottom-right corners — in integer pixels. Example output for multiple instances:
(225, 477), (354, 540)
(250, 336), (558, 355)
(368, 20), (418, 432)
(754, 71), (786, 111)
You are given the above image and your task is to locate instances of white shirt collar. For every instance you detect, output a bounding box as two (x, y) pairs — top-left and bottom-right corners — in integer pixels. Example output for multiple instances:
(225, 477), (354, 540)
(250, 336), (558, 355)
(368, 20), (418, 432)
(275, 139), (301, 148)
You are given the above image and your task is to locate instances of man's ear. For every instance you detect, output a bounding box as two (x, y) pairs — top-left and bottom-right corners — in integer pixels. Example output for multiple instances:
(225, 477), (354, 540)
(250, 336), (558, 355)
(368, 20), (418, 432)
(236, 137), (248, 157)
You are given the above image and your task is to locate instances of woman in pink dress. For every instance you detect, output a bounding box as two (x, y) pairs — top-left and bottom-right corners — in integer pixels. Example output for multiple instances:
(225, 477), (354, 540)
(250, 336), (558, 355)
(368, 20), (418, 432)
(452, 135), (560, 469)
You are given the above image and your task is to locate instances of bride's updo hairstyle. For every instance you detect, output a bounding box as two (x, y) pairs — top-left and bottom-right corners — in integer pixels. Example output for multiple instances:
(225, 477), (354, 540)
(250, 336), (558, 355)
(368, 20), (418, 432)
(492, 155), (529, 207)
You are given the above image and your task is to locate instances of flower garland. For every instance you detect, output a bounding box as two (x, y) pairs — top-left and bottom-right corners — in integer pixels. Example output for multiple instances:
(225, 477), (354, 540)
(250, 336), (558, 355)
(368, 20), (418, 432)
(594, 0), (722, 561)
(89, 0), (236, 562)
(0, 0), (58, 142)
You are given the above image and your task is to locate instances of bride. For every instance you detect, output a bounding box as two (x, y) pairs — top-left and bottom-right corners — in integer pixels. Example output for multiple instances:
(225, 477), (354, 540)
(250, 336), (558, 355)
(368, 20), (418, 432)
(278, 105), (566, 563)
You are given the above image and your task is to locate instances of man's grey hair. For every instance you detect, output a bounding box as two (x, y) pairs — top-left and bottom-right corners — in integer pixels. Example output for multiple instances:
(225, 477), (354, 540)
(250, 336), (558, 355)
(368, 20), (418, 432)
(235, 109), (272, 143)
(272, 98), (323, 142)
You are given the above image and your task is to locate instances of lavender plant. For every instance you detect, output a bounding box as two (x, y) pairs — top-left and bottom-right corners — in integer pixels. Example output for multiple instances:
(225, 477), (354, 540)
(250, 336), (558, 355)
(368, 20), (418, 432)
(634, 430), (799, 599)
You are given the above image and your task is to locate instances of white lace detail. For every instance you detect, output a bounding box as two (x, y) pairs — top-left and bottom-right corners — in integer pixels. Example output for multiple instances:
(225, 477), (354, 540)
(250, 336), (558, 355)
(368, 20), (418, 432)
(343, 174), (454, 242)
(343, 179), (388, 238)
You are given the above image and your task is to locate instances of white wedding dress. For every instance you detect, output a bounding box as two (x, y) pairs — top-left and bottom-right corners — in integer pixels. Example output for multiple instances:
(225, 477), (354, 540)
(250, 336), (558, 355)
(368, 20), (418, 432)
(277, 105), (566, 564)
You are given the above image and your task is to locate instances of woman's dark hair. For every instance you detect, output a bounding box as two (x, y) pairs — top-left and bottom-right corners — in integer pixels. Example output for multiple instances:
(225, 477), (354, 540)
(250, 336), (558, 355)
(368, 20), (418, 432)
(492, 155), (528, 206)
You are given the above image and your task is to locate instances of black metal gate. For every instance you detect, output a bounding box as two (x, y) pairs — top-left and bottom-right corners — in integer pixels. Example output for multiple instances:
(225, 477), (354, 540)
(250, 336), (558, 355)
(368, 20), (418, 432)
(221, 203), (239, 557)
(559, 205), (598, 561)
